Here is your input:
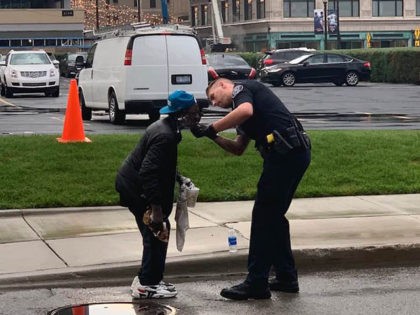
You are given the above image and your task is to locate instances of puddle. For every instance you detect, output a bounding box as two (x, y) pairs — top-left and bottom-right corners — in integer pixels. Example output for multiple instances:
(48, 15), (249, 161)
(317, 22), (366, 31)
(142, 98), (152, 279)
(48, 302), (176, 315)
(0, 105), (61, 113)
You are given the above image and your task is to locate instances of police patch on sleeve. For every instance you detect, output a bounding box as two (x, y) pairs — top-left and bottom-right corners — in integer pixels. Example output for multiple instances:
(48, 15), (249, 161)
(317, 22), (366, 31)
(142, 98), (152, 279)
(232, 85), (243, 98)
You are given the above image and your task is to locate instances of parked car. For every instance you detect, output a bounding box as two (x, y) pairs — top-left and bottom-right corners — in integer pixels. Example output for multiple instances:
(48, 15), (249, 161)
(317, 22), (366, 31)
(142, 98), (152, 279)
(207, 53), (256, 82)
(78, 25), (208, 124)
(47, 52), (60, 69)
(257, 47), (316, 76)
(260, 52), (371, 87)
(0, 49), (60, 97)
(59, 52), (88, 77)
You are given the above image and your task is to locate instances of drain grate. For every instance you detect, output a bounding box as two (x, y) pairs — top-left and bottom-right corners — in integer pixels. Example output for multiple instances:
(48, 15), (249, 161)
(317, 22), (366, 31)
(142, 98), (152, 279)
(48, 302), (176, 315)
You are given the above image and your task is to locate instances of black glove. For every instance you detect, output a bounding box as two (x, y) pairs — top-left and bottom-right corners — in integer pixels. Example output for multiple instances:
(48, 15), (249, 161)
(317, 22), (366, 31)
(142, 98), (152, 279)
(190, 123), (218, 139)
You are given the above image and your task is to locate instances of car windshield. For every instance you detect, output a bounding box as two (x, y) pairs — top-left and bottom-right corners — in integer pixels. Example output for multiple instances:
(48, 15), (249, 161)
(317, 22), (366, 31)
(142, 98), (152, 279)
(10, 53), (50, 65)
(207, 54), (249, 67)
(288, 54), (314, 64)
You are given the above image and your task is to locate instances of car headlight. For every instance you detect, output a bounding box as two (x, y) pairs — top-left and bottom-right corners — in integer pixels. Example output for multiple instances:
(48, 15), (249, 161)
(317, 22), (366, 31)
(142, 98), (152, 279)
(267, 67), (282, 73)
(10, 69), (18, 78)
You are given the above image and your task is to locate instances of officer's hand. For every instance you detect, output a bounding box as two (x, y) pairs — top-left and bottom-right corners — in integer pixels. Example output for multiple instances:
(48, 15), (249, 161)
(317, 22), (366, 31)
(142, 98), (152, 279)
(190, 123), (217, 139)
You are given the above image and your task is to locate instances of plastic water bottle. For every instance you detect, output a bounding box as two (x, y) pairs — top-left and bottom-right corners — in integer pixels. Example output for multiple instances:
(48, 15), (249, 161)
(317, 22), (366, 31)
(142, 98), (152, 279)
(228, 228), (237, 253)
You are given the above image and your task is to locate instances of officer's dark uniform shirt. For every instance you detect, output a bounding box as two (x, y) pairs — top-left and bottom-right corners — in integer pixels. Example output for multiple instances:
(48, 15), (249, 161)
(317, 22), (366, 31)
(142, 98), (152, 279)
(232, 80), (293, 146)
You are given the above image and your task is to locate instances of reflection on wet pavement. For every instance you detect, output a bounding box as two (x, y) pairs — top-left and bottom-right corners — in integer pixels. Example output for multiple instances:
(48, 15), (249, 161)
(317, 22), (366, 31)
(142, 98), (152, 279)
(48, 302), (176, 315)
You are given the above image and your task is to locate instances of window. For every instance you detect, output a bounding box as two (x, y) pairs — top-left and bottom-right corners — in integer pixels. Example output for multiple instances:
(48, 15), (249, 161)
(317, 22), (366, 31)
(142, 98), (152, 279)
(150, 0), (156, 9)
(330, 0), (359, 17)
(233, 0), (241, 22)
(201, 4), (208, 26)
(327, 54), (347, 63)
(283, 0), (315, 18)
(307, 54), (324, 64)
(221, 1), (228, 22)
(257, 0), (265, 19)
(245, 0), (252, 20)
(372, 0), (403, 17)
(417, 0), (420, 15)
(191, 6), (198, 26)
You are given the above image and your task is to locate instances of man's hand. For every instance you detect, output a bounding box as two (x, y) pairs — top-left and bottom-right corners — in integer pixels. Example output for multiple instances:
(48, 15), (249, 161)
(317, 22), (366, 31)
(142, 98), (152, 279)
(190, 123), (218, 139)
(143, 205), (169, 242)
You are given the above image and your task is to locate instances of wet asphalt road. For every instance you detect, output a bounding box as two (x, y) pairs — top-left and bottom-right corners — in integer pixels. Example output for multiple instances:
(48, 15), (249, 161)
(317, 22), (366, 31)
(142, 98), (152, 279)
(0, 79), (419, 135)
(0, 266), (419, 315)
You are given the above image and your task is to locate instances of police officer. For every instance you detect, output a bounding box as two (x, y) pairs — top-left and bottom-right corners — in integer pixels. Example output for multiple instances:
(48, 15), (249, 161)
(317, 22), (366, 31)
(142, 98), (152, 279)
(191, 78), (311, 300)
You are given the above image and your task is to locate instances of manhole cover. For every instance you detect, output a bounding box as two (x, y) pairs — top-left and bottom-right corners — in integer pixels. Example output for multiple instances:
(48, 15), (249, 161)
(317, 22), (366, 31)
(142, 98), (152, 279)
(48, 302), (176, 315)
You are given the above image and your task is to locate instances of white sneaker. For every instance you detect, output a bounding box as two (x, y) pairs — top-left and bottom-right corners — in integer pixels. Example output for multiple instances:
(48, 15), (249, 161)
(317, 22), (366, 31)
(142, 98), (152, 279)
(130, 276), (177, 299)
(159, 280), (176, 291)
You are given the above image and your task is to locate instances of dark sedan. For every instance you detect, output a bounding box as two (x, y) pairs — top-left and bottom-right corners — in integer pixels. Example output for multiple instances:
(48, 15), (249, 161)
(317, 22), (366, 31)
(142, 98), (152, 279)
(59, 52), (87, 78)
(260, 52), (371, 87)
(207, 53), (256, 82)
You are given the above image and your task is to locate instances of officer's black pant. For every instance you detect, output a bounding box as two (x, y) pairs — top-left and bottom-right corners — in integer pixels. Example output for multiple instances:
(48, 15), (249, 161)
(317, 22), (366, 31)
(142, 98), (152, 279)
(129, 206), (171, 286)
(246, 147), (311, 287)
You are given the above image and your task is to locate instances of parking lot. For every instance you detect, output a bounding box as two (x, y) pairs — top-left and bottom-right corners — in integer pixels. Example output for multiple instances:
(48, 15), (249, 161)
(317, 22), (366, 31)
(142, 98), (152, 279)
(0, 78), (419, 135)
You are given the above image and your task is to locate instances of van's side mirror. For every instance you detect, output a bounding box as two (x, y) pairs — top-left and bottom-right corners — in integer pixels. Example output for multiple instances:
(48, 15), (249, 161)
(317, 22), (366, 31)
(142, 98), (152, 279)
(52, 60), (59, 69)
(0, 61), (5, 66)
(303, 61), (309, 67)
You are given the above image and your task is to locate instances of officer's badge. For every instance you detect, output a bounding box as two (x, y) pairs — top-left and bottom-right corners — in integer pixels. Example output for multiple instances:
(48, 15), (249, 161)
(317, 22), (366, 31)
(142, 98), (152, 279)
(232, 85), (243, 98)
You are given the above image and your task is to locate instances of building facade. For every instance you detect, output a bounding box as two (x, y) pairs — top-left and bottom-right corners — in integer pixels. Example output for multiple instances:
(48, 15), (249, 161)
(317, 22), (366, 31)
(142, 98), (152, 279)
(185, 0), (420, 51)
(0, 0), (173, 54)
(0, 0), (84, 54)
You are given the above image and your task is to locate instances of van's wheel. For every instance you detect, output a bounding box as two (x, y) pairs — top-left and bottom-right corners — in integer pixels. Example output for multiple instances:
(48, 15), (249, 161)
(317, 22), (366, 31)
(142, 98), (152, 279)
(149, 110), (160, 122)
(79, 89), (92, 120)
(108, 91), (125, 124)
(0, 84), (5, 96)
(345, 71), (359, 86)
(282, 72), (296, 87)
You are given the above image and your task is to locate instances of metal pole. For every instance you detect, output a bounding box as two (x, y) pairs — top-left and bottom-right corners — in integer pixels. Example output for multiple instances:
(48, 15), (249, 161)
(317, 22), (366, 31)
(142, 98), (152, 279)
(323, 0), (328, 50)
(95, 0), (99, 30)
(336, 0), (341, 49)
(137, 0), (141, 22)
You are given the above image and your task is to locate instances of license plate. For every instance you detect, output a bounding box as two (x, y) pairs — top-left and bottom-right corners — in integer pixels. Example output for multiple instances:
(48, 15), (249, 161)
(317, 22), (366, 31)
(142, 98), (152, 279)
(172, 74), (192, 84)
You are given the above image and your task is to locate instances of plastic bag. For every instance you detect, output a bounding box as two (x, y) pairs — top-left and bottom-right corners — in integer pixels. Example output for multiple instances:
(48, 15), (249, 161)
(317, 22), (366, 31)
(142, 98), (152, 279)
(175, 178), (199, 252)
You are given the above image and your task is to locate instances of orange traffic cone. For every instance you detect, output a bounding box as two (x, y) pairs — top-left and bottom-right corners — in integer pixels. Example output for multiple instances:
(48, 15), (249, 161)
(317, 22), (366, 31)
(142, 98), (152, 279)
(57, 79), (91, 143)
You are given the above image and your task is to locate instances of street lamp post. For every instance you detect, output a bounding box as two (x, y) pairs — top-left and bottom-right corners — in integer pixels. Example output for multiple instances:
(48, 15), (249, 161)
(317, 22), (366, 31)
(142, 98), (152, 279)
(137, 0), (141, 22)
(95, 0), (99, 30)
(323, 0), (328, 50)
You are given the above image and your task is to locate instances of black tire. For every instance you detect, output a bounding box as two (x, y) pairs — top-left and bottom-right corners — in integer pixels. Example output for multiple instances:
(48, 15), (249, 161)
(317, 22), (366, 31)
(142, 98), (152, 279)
(282, 72), (296, 87)
(108, 91), (125, 124)
(79, 89), (92, 121)
(52, 88), (60, 98)
(148, 110), (160, 122)
(345, 71), (359, 86)
(5, 85), (13, 98)
(0, 84), (5, 96)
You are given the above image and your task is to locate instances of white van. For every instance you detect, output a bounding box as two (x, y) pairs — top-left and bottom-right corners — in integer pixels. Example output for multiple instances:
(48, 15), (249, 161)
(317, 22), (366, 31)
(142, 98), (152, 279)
(77, 24), (209, 124)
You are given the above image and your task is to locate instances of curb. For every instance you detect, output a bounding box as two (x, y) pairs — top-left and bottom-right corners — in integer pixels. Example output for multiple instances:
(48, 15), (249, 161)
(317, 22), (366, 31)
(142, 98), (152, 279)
(1, 244), (418, 290)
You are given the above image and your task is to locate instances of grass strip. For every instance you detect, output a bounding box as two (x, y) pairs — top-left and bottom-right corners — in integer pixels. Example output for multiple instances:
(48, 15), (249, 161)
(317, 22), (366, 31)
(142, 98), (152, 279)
(0, 130), (419, 209)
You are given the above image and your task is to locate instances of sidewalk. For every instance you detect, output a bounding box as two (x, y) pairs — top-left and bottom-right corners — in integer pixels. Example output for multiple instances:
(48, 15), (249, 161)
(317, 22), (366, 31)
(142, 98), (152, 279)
(0, 194), (419, 288)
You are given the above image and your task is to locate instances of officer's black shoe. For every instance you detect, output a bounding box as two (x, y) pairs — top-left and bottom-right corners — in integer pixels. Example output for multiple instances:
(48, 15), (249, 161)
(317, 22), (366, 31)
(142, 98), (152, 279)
(220, 282), (271, 300)
(269, 278), (299, 293)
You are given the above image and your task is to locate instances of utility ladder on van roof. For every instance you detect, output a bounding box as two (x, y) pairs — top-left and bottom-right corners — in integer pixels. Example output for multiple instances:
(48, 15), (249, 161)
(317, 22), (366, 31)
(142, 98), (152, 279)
(94, 23), (197, 39)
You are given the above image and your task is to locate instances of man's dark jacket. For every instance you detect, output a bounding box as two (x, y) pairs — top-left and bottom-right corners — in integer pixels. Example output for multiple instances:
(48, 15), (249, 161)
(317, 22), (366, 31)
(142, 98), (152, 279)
(115, 117), (180, 215)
